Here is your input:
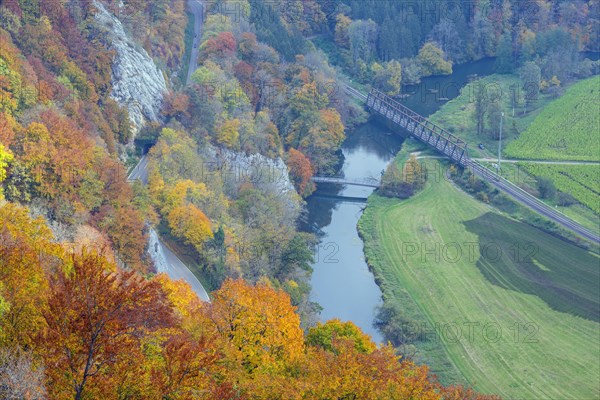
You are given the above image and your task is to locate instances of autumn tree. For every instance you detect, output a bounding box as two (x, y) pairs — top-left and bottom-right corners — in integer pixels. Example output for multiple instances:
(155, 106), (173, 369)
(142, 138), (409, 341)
(0, 203), (61, 347)
(373, 60), (402, 96)
(217, 119), (241, 149)
(205, 279), (304, 377)
(334, 14), (351, 48)
(417, 42), (452, 77)
(204, 31), (237, 60)
(0, 347), (46, 399)
(168, 204), (214, 254)
(403, 154), (426, 189)
(0, 145), (13, 200)
(39, 251), (175, 399)
(303, 340), (440, 399)
(287, 148), (314, 197)
(298, 108), (345, 173)
(162, 91), (190, 120)
(380, 155), (425, 199)
(306, 319), (376, 354)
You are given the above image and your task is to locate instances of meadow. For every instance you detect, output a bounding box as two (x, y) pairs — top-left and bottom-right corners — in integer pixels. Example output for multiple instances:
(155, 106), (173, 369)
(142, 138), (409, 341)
(359, 160), (600, 399)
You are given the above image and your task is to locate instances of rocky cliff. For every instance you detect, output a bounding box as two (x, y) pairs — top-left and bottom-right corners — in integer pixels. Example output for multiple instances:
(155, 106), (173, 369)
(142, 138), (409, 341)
(93, 1), (167, 135)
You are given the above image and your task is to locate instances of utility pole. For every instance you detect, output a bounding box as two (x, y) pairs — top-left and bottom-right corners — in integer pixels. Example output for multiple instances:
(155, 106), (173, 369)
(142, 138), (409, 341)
(497, 112), (504, 174)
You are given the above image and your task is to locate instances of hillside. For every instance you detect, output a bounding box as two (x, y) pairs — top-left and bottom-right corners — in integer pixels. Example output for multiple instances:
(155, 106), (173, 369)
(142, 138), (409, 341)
(506, 76), (600, 161)
(0, 0), (501, 398)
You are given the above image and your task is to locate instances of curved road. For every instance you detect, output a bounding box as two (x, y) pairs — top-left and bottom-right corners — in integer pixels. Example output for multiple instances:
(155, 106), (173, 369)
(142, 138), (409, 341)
(127, 1), (211, 301)
(148, 229), (210, 302)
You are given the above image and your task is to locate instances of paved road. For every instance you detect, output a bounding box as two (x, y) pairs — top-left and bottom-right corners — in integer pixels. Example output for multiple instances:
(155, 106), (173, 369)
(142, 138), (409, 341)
(149, 229), (211, 302)
(470, 162), (600, 244)
(128, 157), (211, 301)
(127, 154), (149, 184)
(126, 4), (210, 300)
(186, 0), (204, 84)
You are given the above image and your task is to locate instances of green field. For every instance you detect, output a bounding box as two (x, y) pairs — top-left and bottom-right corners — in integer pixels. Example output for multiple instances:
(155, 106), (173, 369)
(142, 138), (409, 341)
(359, 161), (600, 399)
(505, 76), (600, 161)
(519, 163), (600, 214)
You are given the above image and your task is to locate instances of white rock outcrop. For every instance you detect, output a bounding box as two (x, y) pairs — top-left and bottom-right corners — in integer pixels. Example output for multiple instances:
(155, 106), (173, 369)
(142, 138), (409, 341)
(93, 1), (167, 135)
(200, 146), (302, 222)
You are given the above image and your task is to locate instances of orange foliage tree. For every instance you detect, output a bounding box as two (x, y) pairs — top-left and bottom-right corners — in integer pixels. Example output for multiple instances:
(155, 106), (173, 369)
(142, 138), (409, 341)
(287, 148), (314, 197)
(38, 251), (175, 399)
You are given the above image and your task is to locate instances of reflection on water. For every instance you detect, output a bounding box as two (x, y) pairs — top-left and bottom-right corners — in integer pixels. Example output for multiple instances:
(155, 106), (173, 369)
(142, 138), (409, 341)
(301, 123), (403, 343)
(402, 57), (496, 117)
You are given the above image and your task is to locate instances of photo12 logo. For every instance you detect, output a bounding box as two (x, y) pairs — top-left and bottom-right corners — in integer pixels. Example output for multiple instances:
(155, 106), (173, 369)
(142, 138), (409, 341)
(199, 160), (288, 185)
(400, 240), (539, 264)
(403, 320), (540, 345)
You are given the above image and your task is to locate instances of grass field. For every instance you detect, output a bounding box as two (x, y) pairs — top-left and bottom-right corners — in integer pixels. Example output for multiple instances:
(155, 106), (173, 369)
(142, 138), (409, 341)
(359, 160), (600, 399)
(505, 76), (600, 161)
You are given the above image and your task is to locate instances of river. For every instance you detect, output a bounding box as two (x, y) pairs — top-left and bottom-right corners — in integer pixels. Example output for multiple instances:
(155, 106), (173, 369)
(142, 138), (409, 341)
(302, 57), (498, 343)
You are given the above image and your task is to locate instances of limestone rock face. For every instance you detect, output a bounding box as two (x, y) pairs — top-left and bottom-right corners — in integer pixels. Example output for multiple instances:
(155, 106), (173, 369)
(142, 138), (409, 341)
(200, 146), (302, 224)
(93, 1), (166, 135)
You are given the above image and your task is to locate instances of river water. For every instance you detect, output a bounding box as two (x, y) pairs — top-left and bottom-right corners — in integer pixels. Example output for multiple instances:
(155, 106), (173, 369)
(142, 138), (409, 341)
(302, 57), (497, 343)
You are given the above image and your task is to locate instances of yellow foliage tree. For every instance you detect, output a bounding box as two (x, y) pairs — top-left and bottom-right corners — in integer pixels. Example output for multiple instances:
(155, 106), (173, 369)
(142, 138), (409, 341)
(216, 119), (240, 148)
(205, 279), (305, 378)
(0, 144), (13, 200)
(168, 204), (214, 253)
(0, 203), (63, 346)
(402, 154), (426, 188)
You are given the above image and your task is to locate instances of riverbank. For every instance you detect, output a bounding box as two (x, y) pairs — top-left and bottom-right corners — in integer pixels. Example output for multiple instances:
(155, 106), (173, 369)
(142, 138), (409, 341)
(358, 155), (600, 398)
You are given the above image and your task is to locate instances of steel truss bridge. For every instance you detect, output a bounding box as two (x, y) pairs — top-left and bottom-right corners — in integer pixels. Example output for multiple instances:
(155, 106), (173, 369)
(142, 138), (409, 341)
(310, 85), (600, 244)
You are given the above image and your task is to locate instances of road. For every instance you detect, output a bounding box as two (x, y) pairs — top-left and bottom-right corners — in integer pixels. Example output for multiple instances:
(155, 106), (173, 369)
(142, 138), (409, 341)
(186, 0), (204, 84)
(127, 154), (149, 184)
(149, 229), (211, 302)
(128, 157), (212, 301)
(126, 3), (211, 301)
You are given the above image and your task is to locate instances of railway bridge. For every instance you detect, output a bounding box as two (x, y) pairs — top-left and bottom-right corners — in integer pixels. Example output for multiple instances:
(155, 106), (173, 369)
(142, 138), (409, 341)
(330, 85), (600, 244)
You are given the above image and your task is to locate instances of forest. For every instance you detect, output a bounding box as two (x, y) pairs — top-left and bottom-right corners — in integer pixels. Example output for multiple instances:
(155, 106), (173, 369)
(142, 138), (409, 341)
(0, 0), (598, 398)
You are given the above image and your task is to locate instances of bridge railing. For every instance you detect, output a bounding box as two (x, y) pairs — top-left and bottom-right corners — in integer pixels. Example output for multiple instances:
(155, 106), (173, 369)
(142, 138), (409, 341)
(311, 176), (380, 188)
(366, 89), (470, 166)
